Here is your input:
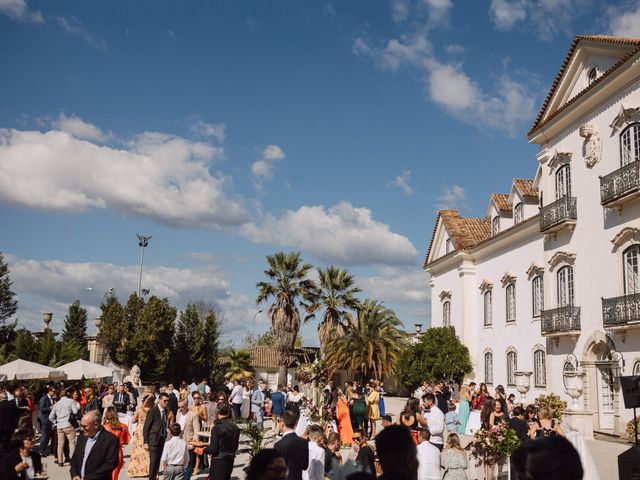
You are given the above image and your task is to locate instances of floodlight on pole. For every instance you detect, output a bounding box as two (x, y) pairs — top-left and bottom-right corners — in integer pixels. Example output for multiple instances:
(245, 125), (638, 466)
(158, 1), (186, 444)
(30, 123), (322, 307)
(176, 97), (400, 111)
(137, 234), (152, 298)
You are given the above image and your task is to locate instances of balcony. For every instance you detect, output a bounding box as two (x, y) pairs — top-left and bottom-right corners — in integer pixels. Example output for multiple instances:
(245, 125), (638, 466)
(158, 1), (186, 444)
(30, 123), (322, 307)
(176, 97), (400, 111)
(540, 196), (577, 234)
(600, 161), (640, 211)
(541, 305), (581, 338)
(602, 293), (640, 331)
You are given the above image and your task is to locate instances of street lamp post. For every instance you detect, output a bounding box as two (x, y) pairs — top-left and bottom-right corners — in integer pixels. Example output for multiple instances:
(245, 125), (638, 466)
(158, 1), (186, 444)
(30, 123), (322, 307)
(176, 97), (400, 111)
(253, 309), (263, 328)
(136, 234), (152, 298)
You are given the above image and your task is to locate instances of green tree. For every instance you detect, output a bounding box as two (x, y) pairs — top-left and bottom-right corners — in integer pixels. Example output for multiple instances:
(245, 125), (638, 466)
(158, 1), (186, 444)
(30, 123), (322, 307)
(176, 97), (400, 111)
(127, 296), (176, 381)
(11, 328), (38, 362)
(306, 266), (361, 355)
(173, 303), (204, 381)
(197, 302), (222, 384)
(244, 328), (302, 349)
(256, 251), (317, 386)
(395, 326), (473, 391)
(99, 295), (127, 364)
(61, 300), (88, 359)
(0, 253), (18, 345)
(324, 299), (407, 381)
(223, 348), (253, 382)
(37, 329), (59, 367)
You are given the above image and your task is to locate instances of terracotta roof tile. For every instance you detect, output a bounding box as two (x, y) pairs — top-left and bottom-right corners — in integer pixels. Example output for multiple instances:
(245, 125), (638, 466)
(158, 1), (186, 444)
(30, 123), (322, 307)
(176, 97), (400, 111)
(492, 193), (511, 212)
(529, 35), (640, 136)
(513, 179), (538, 199)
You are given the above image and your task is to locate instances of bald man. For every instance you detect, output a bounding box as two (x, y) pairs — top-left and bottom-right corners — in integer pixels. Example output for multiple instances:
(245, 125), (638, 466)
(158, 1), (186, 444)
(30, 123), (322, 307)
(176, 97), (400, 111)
(70, 410), (119, 480)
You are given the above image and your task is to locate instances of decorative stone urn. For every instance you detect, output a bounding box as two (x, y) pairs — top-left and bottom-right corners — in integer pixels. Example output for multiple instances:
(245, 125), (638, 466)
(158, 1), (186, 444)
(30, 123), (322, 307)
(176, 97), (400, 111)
(514, 371), (532, 402)
(42, 312), (53, 331)
(564, 371), (584, 410)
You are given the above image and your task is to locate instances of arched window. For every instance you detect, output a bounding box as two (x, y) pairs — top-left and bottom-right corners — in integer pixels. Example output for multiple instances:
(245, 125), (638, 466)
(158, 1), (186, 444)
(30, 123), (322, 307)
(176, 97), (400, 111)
(484, 291), (492, 326)
(588, 67), (597, 85)
(555, 165), (571, 200)
(484, 352), (493, 385)
(492, 216), (500, 235)
(634, 360), (640, 376)
(514, 202), (524, 224)
(532, 275), (544, 317)
(506, 284), (516, 322)
(620, 123), (640, 166)
(507, 350), (517, 386)
(534, 349), (546, 387)
(557, 266), (574, 307)
(443, 301), (451, 327)
(624, 245), (640, 295)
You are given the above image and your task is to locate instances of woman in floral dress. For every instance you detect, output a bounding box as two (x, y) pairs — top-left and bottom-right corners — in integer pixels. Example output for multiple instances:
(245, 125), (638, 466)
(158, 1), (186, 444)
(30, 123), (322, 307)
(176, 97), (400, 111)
(441, 433), (468, 480)
(126, 395), (154, 477)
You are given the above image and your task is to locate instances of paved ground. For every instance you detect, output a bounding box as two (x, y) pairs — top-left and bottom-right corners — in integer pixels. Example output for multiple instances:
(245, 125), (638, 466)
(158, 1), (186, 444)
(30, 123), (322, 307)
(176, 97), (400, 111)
(43, 396), (629, 480)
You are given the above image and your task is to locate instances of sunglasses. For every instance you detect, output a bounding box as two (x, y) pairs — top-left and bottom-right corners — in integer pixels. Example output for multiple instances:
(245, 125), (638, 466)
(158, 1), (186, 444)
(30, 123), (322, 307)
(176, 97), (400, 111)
(352, 436), (361, 440)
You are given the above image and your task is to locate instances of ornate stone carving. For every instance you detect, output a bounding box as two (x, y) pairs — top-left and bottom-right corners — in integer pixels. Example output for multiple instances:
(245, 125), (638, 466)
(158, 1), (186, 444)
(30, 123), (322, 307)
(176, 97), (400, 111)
(438, 290), (452, 302)
(611, 227), (640, 251)
(579, 124), (602, 169)
(526, 262), (544, 280)
(501, 272), (517, 287)
(609, 104), (640, 133)
(123, 365), (142, 387)
(478, 279), (493, 293)
(548, 150), (572, 170)
(548, 251), (576, 271)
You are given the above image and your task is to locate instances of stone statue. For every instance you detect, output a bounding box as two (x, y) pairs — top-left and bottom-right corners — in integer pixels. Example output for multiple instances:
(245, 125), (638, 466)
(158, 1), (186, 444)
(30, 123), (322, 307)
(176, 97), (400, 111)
(579, 124), (602, 169)
(123, 365), (142, 387)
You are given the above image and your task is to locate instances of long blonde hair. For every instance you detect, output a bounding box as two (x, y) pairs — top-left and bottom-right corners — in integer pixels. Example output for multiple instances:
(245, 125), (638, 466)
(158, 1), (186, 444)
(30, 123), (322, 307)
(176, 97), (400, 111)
(103, 407), (121, 429)
(445, 432), (464, 451)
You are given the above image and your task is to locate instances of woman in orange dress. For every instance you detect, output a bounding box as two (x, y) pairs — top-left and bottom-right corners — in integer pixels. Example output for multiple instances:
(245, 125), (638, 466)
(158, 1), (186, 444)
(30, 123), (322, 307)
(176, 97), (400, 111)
(102, 407), (131, 480)
(336, 390), (354, 447)
(126, 395), (154, 478)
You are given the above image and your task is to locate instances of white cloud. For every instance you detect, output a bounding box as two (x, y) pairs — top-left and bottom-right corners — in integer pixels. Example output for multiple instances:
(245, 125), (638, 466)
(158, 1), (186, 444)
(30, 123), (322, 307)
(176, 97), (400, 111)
(435, 185), (468, 211)
(388, 170), (414, 195)
(189, 119), (226, 143)
(353, 36), (431, 72)
(5, 254), (252, 341)
(423, 0), (453, 23)
(608, 3), (640, 37)
(251, 144), (286, 184)
(240, 201), (418, 266)
(51, 113), (109, 142)
(57, 16), (107, 51)
(360, 266), (430, 305)
(0, 0), (43, 23)
(0, 121), (248, 228)
(489, 0), (527, 30)
(488, 0), (581, 40)
(427, 61), (478, 111)
(391, 0), (410, 22)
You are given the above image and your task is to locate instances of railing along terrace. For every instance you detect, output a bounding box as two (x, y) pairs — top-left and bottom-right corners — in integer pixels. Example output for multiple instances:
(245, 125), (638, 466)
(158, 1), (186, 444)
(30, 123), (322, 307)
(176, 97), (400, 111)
(600, 161), (640, 205)
(602, 293), (640, 327)
(541, 305), (581, 335)
(540, 196), (577, 232)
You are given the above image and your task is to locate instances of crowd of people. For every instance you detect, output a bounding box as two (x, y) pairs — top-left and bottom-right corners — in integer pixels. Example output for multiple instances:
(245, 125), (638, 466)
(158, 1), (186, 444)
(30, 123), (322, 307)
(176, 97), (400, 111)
(0, 375), (586, 480)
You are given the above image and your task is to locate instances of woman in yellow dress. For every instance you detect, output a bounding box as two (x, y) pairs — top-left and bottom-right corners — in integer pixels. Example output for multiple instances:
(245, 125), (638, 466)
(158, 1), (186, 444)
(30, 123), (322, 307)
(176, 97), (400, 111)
(366, 381), (380, 439)
(126, 395), (154, 477)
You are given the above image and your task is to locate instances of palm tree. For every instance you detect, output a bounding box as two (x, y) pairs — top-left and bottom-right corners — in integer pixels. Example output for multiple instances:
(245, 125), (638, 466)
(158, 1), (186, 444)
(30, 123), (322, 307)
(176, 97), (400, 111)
(324, 299), (408, 381)
(223, 348), (253, 382)
(306, 265), (361, 355)
(256, 251), (318, 386)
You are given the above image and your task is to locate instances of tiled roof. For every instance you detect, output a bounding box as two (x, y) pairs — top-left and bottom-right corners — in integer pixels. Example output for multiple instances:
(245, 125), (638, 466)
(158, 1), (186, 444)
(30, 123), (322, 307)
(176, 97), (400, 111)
(513, 179), (538, 199)
(529, 35), (640, 136)
(220, 346), (320, 369)
(491, 193), (511, 212)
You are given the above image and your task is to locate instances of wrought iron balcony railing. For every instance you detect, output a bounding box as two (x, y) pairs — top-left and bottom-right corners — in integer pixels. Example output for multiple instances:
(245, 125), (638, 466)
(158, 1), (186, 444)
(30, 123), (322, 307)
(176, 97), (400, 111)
(600, 161), (640, 206)
(541, 305), (581, 336)
(540, 196), (577, 232)
(602, 293), (640, 328)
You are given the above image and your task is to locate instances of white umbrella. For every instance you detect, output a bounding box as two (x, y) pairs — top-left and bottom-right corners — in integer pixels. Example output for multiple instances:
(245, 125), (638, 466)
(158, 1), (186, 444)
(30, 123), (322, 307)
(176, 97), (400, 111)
(57, 359), (114, 380)
(0, 359), (66, 380)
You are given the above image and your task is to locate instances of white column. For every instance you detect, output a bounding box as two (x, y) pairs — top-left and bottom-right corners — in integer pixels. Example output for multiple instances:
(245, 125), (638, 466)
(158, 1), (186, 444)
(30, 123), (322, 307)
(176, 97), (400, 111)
(458, 258), (477, 361)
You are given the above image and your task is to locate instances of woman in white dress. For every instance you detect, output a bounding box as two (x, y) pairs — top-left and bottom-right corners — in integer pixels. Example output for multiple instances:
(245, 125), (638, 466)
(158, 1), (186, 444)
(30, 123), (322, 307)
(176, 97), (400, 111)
(241, 380), (252, 419)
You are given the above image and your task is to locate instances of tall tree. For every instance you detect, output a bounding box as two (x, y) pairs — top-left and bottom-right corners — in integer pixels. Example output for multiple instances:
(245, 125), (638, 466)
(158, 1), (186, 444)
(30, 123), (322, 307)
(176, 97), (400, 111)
(99, 295), (127, 365)
(223, 348), (253, 382)
(256, 251), (317, 386)
(0, 253), (18, 345)
(11, 328), (38, 362)
(306, 266), (361, 355)
(61, 300), (88, 359)
(37, 329), (59, 367)
(324, 299), (408, 381)
(173, 303), (204, 381)
(197, 301), (222, 385)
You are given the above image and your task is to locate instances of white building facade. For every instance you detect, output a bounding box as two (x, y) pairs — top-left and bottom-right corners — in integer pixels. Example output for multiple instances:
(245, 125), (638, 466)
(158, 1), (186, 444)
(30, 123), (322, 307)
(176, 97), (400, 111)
(424, 36), (640, 436)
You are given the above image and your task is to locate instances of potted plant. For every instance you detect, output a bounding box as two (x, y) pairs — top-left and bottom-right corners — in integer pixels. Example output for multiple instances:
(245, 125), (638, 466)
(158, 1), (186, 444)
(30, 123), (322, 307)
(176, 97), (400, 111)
(466, 424), (520, 479)
(534, 393), (567, 420)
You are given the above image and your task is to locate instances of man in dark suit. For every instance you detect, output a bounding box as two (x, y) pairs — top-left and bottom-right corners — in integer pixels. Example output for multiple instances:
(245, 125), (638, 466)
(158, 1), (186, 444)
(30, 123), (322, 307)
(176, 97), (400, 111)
(204, 402), (240, 480)
(0, 392), (19, 455)
(38, 386), (55, 456)
(70, 410), (119, 480)
(112, 385), (130, 414)
(144, 392), (169, 480)
(13, 388), (29, 418)
(275, 410), (309, 480)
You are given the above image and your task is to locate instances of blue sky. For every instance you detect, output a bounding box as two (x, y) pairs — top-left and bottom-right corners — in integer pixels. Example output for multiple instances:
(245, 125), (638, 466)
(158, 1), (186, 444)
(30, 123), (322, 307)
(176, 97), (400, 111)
(1, 0), (639, 346)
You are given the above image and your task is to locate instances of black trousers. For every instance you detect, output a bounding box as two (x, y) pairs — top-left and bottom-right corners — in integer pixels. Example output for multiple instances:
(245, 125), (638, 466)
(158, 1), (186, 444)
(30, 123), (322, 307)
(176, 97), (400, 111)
(209, 456), (234, 480)
(231, 403), (241, 420)
(149, 442), (165, 480)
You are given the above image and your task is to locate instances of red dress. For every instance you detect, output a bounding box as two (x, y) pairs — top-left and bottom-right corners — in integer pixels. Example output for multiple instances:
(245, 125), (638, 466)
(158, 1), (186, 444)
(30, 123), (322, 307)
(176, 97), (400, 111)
(104, 422), (131, 480)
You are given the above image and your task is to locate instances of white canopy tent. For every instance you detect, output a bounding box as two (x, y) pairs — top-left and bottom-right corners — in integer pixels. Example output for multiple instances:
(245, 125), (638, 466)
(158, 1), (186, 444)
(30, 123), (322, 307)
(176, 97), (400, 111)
(56, 359), (114, 380)
(0, 359), (66, 381)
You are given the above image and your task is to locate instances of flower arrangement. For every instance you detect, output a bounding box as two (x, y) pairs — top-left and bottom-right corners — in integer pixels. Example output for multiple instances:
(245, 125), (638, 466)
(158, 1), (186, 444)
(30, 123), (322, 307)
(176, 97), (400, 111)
(466, 424), (520, 466)
(534, 393), (567, 420)
(626, 418), (640, 443)
(296, 363), (314, 383)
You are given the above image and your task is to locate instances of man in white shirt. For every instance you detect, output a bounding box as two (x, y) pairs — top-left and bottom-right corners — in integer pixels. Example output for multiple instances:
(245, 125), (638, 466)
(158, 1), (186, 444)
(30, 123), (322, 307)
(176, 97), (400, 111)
(161, 423), (189, 480)
(229, 381), (244, 421)
(417, 429), (441, 480)
(302, 425), (325, 480)
(49, 389), (79, 466)
(422, 393), (445, 450)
